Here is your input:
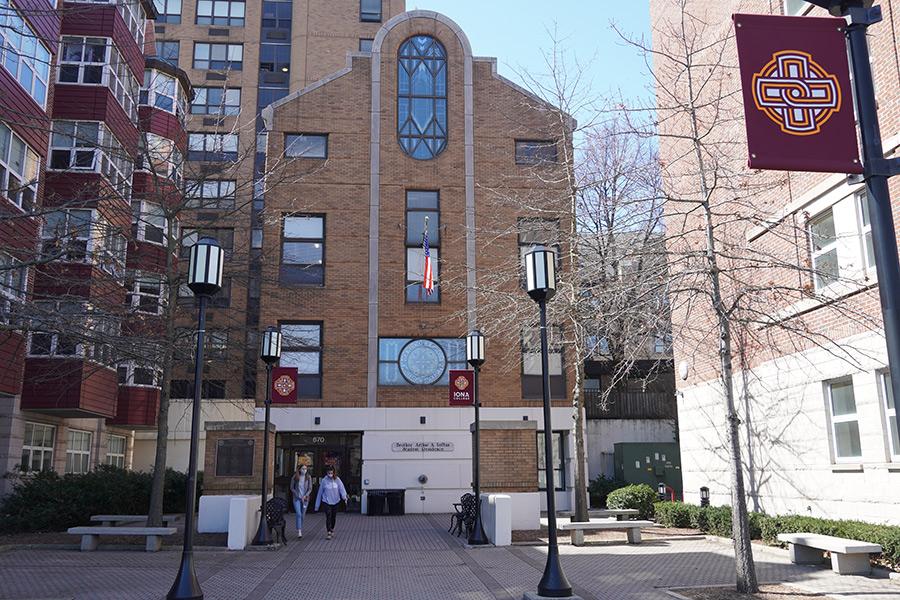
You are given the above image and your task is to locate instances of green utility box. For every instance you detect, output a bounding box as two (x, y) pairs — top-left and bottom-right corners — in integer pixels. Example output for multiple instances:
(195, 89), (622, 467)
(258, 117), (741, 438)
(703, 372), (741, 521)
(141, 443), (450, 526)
(613, 442), (683, 501)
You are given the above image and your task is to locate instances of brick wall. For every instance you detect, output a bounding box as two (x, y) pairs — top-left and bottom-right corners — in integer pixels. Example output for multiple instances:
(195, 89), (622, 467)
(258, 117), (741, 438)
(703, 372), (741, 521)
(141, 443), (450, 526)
(203, 421), (276, 495)
(477, 421), (538, 493)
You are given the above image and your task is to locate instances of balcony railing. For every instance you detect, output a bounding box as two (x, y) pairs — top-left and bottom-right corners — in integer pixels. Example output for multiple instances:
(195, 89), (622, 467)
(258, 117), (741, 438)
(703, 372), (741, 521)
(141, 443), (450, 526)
(584, 389), (676, 420)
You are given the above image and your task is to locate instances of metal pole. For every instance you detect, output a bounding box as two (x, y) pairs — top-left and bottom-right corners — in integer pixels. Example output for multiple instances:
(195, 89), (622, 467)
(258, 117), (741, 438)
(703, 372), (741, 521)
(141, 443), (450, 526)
(252, 363), (274, 545)
(167, 295), (207, 600)
(845, 6), (900, 445)
(537, 299), (572, 598)
(468, 365), (488, 545)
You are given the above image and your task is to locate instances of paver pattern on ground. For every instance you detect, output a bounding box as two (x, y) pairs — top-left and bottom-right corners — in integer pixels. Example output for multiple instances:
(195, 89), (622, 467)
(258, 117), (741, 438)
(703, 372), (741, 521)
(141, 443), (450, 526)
(1, 513), (898, 599)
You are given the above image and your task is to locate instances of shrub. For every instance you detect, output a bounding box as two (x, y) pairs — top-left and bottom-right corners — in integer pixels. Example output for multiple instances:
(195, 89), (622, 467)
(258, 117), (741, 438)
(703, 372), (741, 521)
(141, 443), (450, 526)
(606, 484), (657, 519)
(588, 475), (627, 508)
(0, 466), (201, 533)
(654, 501), (763, 539)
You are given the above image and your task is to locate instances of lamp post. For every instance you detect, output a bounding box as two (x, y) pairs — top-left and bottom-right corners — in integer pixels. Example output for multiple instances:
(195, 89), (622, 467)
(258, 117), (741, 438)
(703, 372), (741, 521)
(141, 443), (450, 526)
(524, 246), (573, 599)
(252, 326), (282, 546)
(168, 237), (224, 600)
(700, 487), (710, 508)
(466, 329), (489, 546)
(658, 482), (667, 502)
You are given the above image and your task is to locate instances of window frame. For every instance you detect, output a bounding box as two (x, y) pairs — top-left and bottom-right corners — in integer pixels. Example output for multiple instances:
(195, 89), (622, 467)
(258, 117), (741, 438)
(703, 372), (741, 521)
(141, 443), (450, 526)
(405, 190), (440, 303)
(48, 121), (133, 199)
(360, 0), (381, 22)
(284, 133), (327, 159)
(185, 179), (236, 209)
(0, 122), (40, 212)
(808, 207), (840, 292)
(279, 321), (323, 399)
(783, 0), (813, 15)
(106, 434), (126, 468)
(825, 378), (863, 463)
(376, 337), (466, 387)
(155, 40), (180, 67)
(125, 272), (165, 315)
(0, 0), (52, 107)
(58, 36), (140, 121)
(279, 214), (325, 286)
(20, 422), (55, 472)
(515, 139), (559, 166)
(196, 0), (245, 26)
(190, 86), (241, 116)
(879, 370), (900, 461)
(65, 429), (93, 474)
(187, 132), (239, 161)
(154, 0), (182, 23)
(117, 360), (162, 387)
(856, 191), (875, 275)
(131, 199), (169, 246)
(536, 431), (566, 492)
(193, 42), (243, 71)
(397, 35), (448, 160)
(0, 252), (27, 326)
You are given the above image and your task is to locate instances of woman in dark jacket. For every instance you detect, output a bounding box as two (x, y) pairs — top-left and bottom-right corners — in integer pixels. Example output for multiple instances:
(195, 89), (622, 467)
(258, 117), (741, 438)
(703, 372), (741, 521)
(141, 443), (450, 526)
(290, 464), (312, 538)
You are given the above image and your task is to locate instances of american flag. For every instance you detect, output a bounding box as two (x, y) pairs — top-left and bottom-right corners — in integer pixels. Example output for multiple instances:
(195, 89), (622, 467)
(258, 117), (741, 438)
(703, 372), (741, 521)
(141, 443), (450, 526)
(422, 222), (434, 296)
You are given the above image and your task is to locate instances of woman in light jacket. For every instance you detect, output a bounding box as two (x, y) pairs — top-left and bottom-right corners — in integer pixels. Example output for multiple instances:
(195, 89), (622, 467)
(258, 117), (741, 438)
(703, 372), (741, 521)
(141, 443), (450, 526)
(290, 464), (312, 538)
(314, 465), (348, 540)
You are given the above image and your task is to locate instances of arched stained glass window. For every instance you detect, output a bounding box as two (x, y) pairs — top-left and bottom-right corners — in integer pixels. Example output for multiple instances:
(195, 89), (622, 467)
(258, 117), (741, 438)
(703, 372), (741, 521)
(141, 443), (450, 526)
(398, 35), (447, 160)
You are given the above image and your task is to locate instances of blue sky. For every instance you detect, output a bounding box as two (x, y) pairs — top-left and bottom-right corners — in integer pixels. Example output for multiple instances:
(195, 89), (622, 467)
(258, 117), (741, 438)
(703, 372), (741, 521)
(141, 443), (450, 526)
(411, 1), (653, 107)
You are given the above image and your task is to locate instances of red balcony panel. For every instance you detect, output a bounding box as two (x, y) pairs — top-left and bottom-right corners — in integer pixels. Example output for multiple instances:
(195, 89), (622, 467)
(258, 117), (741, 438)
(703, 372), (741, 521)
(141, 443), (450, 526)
(52, 86), (139, 156)
(109, 386), (159, 428)
(122, 315), (165, 339)
(0, 206), (40, 254)
(126, 239), (170, 273)
(131, 172), (184, 209)
(0, 68), (51, 155)
(61, 2), (144, 80)
(33, 263), (127, 308)
(0, 332), (27, 396)
(17, 0), (61, 53)
(138, 106), (188, 153)
(21, 358), (117, 418)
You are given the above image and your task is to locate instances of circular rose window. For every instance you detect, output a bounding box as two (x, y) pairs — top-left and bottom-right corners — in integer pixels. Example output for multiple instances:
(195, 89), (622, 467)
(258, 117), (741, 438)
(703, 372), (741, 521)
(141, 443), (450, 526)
(398, 339), (447, 385)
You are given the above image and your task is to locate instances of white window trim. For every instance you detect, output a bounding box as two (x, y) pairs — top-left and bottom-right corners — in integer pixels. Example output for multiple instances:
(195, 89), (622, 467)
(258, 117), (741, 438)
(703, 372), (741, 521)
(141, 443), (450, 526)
(855, 191), (876, 277)
(141, 70), (183, 118)
(808, 207), (839, 293)
(21, 422), (55, 472)
(825, 378), (863, 463)
(106, 434), (127, 468)
(126, 272), (165, 315)
(48, 121), (133, 199)
(188, 132), (239, 159)
(65, 429), (92, 474)
(192, 42), (244, 70)
(132, 199), (170, 246)
(118, 360), (162, 387)
(57, 37), (140, 121)
(0, 252), (27, 325)
(783, 0), (813, 15)
(185, 179), (236, 209)
(878, 370), (900, 461)
(0, 122), (40, 212)
(0, 0), (52, 107)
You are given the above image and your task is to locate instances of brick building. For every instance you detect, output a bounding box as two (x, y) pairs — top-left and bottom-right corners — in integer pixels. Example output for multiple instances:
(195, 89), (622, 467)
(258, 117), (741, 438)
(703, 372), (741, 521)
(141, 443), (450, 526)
(651, 0), (900, 523)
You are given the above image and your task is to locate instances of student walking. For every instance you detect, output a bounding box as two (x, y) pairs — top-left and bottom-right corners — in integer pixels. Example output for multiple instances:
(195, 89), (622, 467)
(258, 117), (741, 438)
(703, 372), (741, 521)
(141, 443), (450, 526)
(314, 466), (348, 540)
(290, 464), (312, 538)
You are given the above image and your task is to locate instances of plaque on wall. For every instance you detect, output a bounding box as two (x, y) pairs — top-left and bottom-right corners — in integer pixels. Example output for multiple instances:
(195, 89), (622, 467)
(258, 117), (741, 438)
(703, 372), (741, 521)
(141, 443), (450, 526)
(215, 439), (254, 477)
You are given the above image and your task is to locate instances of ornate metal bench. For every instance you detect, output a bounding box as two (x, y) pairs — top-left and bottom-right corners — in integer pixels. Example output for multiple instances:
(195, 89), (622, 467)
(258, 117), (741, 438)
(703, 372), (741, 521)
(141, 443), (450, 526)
(449, 493), (477, 538)
(265, 497), (290, 545)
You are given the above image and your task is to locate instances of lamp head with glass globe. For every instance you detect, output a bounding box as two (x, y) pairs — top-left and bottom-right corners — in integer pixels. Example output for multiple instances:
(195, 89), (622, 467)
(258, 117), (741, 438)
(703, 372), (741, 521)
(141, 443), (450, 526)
(524, 245), (557, 303)
(187, 237), (224, 297)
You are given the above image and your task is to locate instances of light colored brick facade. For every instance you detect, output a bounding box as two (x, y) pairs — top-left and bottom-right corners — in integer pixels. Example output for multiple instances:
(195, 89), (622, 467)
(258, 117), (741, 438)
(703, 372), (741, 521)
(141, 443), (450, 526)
(651, 0), (900, 523)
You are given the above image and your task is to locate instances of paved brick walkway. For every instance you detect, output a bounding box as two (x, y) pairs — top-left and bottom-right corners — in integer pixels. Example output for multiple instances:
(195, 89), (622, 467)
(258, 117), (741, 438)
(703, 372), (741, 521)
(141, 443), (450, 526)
(1, 514), (898, 599)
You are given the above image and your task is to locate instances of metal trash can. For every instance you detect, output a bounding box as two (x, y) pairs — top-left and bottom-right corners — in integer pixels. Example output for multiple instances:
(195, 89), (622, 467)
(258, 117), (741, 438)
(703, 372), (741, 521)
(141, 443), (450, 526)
(386, 490), (405, 515)
(367, 490), (385, 516)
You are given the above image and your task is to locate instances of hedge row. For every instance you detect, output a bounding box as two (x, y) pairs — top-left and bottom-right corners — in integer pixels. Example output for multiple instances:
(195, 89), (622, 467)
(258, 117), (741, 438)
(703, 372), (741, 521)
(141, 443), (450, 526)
(606, 484), (658, 519)
(0, 466), (201, 533)
(654, 501), (900, 567)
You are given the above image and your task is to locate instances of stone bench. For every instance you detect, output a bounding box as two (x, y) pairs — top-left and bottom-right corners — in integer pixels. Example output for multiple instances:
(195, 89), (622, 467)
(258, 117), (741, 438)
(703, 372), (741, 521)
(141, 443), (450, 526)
(540, 517), (656, 546)
(777, 533), (882, 575)
(90, 514), (180, 527)
(559, 509), (640, 521)
(67, 526), (177, 552)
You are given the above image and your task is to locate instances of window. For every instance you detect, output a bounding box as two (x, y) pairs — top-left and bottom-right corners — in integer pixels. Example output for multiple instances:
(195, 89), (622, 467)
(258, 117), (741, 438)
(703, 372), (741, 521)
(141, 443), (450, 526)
(59, 37), (140, 120)
(784, 0), (812, 15)
(185, 179), (236, 209)
(131, 200), (167, 245)
(193, 43), (243, 70)
(49, 121), (133, 198)
(170, 379), (191, 398)
(285, 134), (327, 158)
(280, 323), (322, 398)
(280, 215), (324, 285)
(106, 435), (126, 468)
(377, 337), (466, 386)
(398, 36), (447, 160)
(117, 0), (146, 46)
(0, 253), (26, 325)
(359, 39), (374, 52)
(203, 380), (226, 399)
(262, 1), (292, 29)
(126, 274), (164, 314)
(857, 191), (875, 274)
(93, 215), (127, 276)
(156, 41), (180, 66)
(406, 190), (439, 302)
(205, 329), (228, 359)
(41, 209), (92, 262)
(21, 423), (54, 472)
(260, 43), (290, 76)
(141, 133), (183, 184)
(537, 432), (566, 491)
(522, 325), (566, 399)
(65, 429), (92, 474)
(516, 140), (558, 165)
(0, 122), (40, 211)
(826, 378), (862, 461)
(117, 361), (162, 387)
(188, 132), (239, 161)
(880, 371), (900, 459)
(360, 0), (381, 22)
(196, 0), (245, 26)
(191, 87), (241, 115)
(809, 208), (839, 291)
(140, 70), (181, 116)
(0, 0), (51, 106)
(181, 227), (233, 258)
(154, 0), (181, 23)
(653, 333), (672, 354)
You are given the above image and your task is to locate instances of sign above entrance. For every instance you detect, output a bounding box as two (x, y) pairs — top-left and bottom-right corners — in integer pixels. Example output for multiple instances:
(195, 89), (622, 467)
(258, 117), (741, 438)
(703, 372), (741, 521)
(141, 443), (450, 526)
(448, 369), (474, 406)
(733, 13), (862, 173)
(272, 367), (298, 404)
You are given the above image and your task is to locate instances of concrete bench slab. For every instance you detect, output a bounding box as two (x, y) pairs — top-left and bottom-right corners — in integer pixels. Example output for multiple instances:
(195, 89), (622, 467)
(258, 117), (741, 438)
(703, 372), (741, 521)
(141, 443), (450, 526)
(67, 526), (177, 552)
(90, 514), (179, 527)
(540, 518), (657, 546)
(777, 533), (882, 575)
(559, 509), (640, 521)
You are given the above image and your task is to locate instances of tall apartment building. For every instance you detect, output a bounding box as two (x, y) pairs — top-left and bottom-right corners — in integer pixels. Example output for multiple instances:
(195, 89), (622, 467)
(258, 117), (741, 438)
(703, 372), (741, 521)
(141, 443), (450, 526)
(0, 0), (193, 494)
(651, 0), (900, 523)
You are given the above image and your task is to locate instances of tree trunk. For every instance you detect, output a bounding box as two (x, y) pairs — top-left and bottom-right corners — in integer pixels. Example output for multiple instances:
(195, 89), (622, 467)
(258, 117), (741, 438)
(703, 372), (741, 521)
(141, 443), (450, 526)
(572, 380), (590, 522)
(146, 391), (170, 526)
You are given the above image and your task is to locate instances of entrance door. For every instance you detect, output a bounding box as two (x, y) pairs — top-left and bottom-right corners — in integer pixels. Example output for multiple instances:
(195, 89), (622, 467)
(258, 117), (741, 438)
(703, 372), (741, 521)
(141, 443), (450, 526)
(274, 432), (363, 512)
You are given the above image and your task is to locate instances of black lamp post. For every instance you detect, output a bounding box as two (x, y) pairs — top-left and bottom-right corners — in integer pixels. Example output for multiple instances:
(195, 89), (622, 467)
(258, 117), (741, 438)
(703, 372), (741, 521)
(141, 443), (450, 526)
(466, 329), (489, 546)
(524, 246), (573, 599)
(658, 482), (667, 502)
(168, 237), (224, 600)
(252, 326), (282, 546)
(700, 486), (710, 508)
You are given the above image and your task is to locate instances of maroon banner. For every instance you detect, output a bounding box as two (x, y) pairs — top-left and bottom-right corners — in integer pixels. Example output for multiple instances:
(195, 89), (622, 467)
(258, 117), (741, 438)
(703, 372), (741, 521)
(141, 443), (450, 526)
(271, 367), (298, 404)
(448, 370), (474, 406)
(733, 13), (862, 174)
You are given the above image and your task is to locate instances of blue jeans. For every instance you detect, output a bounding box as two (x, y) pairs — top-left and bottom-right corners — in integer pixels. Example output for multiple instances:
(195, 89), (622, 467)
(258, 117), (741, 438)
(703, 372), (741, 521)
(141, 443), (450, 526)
(292, 497), (308, 531)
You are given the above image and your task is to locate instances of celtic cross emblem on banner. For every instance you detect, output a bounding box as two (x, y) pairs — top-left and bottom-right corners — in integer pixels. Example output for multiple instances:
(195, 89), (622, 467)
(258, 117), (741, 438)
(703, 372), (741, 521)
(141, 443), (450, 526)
(274, 374), (295, 397)
(751, 50), (842, 136)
